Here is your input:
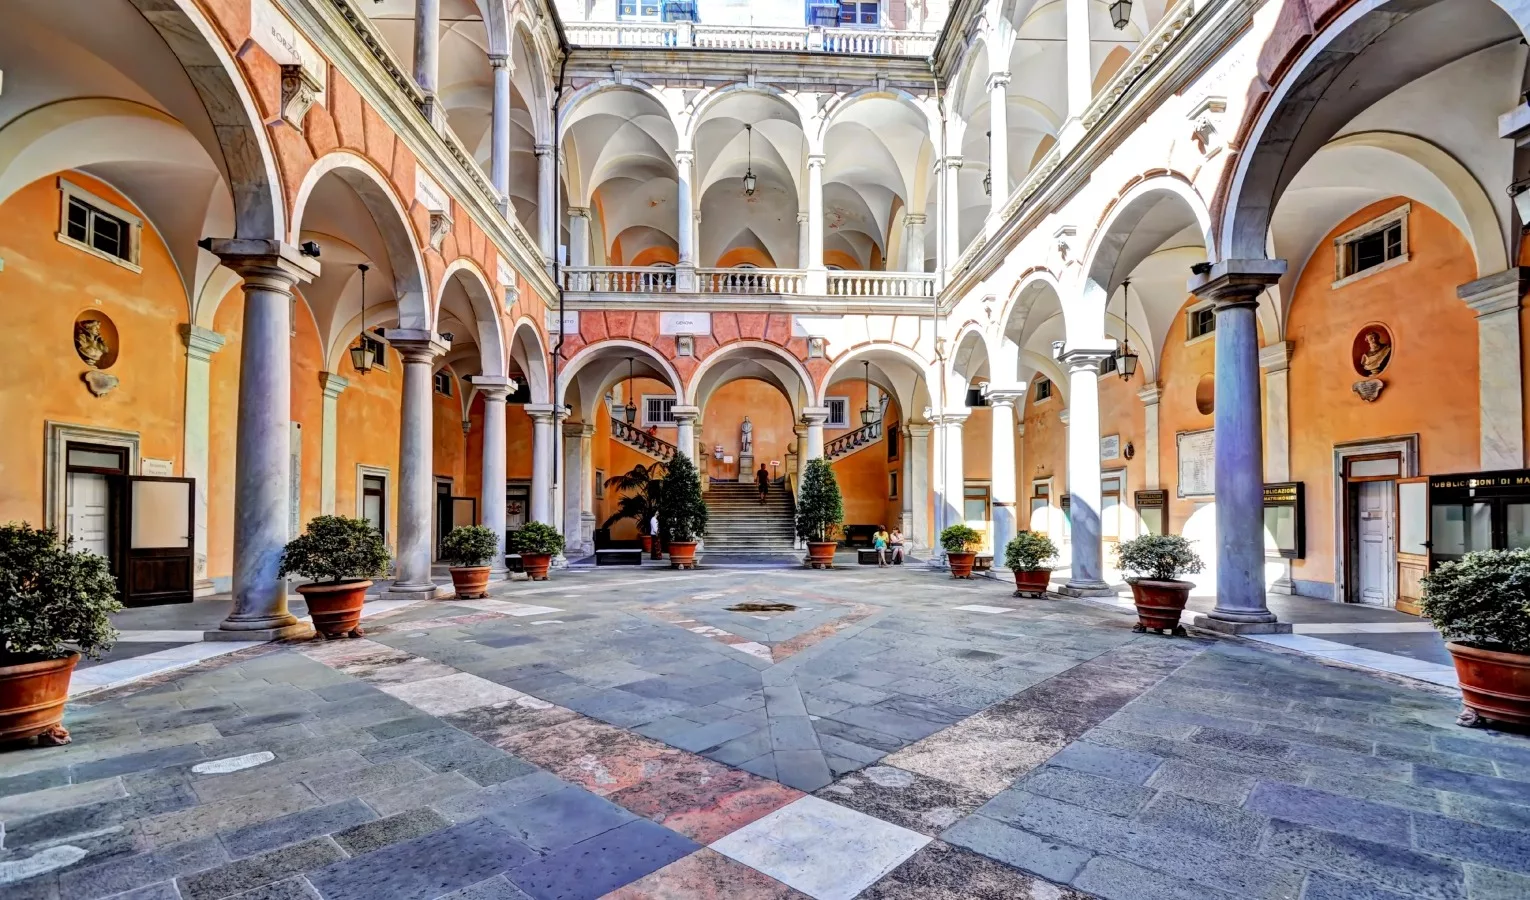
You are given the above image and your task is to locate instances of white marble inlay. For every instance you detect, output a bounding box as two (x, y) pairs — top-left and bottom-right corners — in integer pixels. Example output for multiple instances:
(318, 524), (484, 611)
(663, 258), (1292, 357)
(732, 642), (773, 661)
(114, 630), (205, 643)
(379, 672), (526, 715)
(0, 846), (88, 885)
(68, 642), (263, 698)
(1245, 633), (1459, 689)
(192, 751), (276, 775)
(1292, 622), (1439, 634)
(953, 605), (1013, 614)
(711, 795), (930, 900)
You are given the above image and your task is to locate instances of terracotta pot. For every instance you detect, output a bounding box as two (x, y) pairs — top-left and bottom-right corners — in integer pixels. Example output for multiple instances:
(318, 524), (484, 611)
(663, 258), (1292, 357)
(1129, 579), (1194, 634)
(806, 541), (837, 570)
(0, 652), (79, 746)
(641, 534), (654, 555)
(521, 553), (553, 581)
(669, 541), (699, 569)
(1447, 642), (1530, 727)
(449, 566), (491, 599)
(297, 580), (370, 639)
(1013, 568), (1052, 597)
(948, 551), (977, 579)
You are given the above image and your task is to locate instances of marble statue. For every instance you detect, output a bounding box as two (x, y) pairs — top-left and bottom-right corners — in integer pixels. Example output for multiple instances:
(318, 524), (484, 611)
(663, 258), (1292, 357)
(741, 416), (753, 454)
(75, 319), (109, 368)
(1358, 329), (1392, 376)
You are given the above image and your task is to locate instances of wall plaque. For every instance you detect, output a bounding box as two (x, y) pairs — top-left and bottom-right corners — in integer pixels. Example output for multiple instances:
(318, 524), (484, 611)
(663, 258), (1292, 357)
(1176, 429), (1215, 498)
(1263, 481), (1305, 559)
(141, 458), (174, 477)
(545, 310), (579, 334)
(660, 312), (710, 335)
(1101, 434), (1120, 460)
(250, 0), (326, 85)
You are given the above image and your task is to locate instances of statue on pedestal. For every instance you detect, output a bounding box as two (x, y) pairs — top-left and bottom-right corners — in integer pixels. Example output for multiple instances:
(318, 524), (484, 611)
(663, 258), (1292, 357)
(740, 416), (753, 454)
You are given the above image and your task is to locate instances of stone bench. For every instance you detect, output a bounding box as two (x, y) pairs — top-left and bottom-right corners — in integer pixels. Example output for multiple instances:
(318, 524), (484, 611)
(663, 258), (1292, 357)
(857, 549), (904, 565)
(595, 549), (643, 566)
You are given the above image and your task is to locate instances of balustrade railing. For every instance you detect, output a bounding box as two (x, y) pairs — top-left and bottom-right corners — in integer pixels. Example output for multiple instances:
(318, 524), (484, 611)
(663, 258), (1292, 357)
(827, 271), (936, 299)
(611, 416), (677, 461)
(562, 22), (937, 56)
(825, 418), (884, 461)
(563, 266), (676, 293)
(563, 21), (678, 47)
(697, 268), (805, 295)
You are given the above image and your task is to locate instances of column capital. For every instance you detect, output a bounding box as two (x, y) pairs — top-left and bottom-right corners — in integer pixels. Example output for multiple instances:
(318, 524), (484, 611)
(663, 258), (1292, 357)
(524, 403), (567, 423)
(207, 239), (320, 288)
(922, 407), (970, 426)
(1059, 346), (1113, 372)
(470, 374), (515, 400)
(1058, 409), (1070, 425)
(180, 324), (226, 361)
(797, 211), (810, 224)
(983, 384), (1027, 408)
(1188, 259), (1286, 308)
(674, 148), (695, 165)
(563, 421), (595, 438)
(807, 153), (827, 169)
(1458, 266), (1529, 317)
(905, 422), (934, 438)
(937, 155), (964, 171)
(382, 329), (450, 363)
(670, 404), (700, 424)
(1259, 341), (1294, 373)
(1136, 382), (1163, 406)
(488, 53), (510, 69)
(903, 213), (927, 227)
(986, 71), (1012, 92)
(800, 405), (831, 426)
(567, 206), (591, 220)
(534, 142), (554, 157)
(319, 371), (349, 400)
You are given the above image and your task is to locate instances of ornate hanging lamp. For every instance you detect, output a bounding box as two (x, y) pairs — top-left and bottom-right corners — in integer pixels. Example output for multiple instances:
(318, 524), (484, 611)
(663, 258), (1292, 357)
(348, 263), (373, 374)
(860, 360), (877, 426)
(742, 124), (757, 196)
(1117, 279), (1139, 381)
(623, 357), (638, 424)
(983, 131), (992, 196)
(1110, 0), (1132, 29)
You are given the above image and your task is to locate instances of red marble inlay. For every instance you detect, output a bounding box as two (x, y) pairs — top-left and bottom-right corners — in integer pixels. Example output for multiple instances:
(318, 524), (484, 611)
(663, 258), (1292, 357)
(607, 764), (803, 844)
(602, 849), (808, 900)
(503, 719), (683, 795)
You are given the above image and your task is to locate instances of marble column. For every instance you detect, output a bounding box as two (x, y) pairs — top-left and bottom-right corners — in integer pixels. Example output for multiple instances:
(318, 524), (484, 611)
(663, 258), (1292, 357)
(905, 422), (932, 551)
(535, 144), (556, 270)
(578, 422), (596, 551)
(1191, 261), (1288, 631)
(206, 240), (317, 638)
(986, 387), (1025, 567)
(1137, 383), (1162, 490)
(180, 325), (225, 596)
(941, 157), (962, 273)
(1063, 0), (1090, 144)
(801, 407), (829, 461)
(526, 404), (557, 525)
(567, 207), (591, 268)
(1459, 268), (1529, 470)
(413, 0), (441, 121)
(797, 212), (811, 269)
(672, 406), (700, 462)
(318, 371), (348, 515)
(489, 54), (512, 214)
(1059, 349), (1114, 597)
(385, 331), (449, 599)
(806, 155), (827, 294)
(472, 377), (513, 577)
(562, 422), (593, 556)
(986, 72), (1011, 228)
(675, 149), (697, 289)
(902, 214), (927, 272)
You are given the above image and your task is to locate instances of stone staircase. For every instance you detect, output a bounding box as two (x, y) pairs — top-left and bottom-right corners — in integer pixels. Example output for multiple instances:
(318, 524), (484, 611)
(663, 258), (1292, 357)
(611, 415), (676, 462)
(703, 482), (797, 555)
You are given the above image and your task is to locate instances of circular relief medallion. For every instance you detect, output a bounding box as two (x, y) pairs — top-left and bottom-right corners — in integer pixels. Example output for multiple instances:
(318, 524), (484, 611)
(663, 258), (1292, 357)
(1352, 324), (1393, 378)
(74, 310), (119, 369)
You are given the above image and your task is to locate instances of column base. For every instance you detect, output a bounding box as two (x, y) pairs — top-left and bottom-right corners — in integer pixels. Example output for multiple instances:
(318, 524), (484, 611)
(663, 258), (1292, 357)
(207, 622), (313, 642)
(1189, 613), (1292, 635)
(383, 582), (450, 601)
(193, 579), (217, 598)
(1058, 580), (1118, 598)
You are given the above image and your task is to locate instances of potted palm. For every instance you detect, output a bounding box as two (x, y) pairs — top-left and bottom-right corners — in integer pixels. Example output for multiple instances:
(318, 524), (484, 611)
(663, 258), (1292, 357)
(441, 525), (499, 599)
(1005, 531), (1058, 597)
(0, 523), (119, 746)
(1115, 533), (1203, 635)
(796, 458), (844, 569)
(1421, 548), (1530, 727)
(509, 522), (564, 581)
(660, 452), (708, 569)
(602, 463), (665, 558)
(941, 524), (982, 578)
(281, 515), (390, 640)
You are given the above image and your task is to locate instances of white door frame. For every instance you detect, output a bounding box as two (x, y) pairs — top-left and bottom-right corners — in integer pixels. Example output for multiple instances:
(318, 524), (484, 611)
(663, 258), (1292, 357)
(1332, 435), (1418, 605)
(44, 422), (140, 534)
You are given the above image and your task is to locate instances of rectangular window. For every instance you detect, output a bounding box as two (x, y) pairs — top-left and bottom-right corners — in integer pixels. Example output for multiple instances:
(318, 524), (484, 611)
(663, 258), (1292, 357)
(643, 396), (677, 426)
(433, 370), (453, 396)
(964, 484), (991, 524)
(1099, 354), (1118, 376)
(361, 473), (387, 539)
(1188, 304), (1216, 340)
(837, 1), (878, 25)
(1334, 204), (1409, 286)
(58, 178), (141, 270)
(359, 335), (388, 371)
(825, 397), (849, 428)
(1033, 378), (1053, 402)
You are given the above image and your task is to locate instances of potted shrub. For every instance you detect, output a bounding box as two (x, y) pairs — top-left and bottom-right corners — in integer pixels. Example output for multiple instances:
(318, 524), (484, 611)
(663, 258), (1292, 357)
(508, 522), (564, 581)
(941, 524), (982, 579)
(1005, 531), (1059, 597)
(1115, 533), (1203, 635)
(659, 452), (708, 569)
(440, 525), (499, 599)
(281, 516), (390, 640)
(1421, 549), (1530, 727)
(602, 463), (665, 559)
(0, 523), (120, 746)
(796, 458), (844, 569)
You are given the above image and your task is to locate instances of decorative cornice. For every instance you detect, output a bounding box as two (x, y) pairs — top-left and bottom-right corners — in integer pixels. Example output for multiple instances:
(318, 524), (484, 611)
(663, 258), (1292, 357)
(319, 371), (350, 399)
(180, 325), (226, 361)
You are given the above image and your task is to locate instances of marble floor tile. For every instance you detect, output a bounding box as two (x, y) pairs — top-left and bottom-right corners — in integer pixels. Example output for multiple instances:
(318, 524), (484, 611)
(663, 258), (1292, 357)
(858, 841), (1091, 900)
(710, 796), (930, 900)
(601, 848), (808, 899)
(503, 719), (683, 796)
(379, 673), (529, 716)
(607, 762), (802, 844)
(816, 766), (989, 836)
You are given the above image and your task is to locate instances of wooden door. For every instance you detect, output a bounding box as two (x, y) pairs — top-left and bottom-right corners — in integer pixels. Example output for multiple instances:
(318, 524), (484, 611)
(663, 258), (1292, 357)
(114, 476), (194, 606)
(1350, 479), (1395, 606)
(67, 472), (111, 559)
(1396, 476), (1429, 616)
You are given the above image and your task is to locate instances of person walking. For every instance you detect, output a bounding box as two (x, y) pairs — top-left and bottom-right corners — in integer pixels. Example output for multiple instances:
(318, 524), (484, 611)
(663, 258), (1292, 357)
(873, 526), (889, 567)
(756, 462), (771, 505)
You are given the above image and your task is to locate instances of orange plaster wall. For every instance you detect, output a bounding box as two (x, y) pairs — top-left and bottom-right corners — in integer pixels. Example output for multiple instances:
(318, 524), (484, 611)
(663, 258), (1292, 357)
(1285, 198), (1480, 589)
(0, 173), (189, 526)
(824, 250), (863, 271)
(1019, 387), (1067, 533)
(630, 247), (679, 267)
(431, 367), (470, 499)
(700, 380), (794, 483)
(1157, 297), (1220, 534)
(507, 404), (534, 481)
(715, 247), (776, 269)
(332, 343), (403, 550)
(824, 379), (902, 529)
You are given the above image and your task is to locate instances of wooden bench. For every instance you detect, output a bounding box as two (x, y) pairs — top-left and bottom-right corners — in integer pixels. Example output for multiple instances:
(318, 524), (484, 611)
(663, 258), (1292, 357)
(595, 548), (643, 566)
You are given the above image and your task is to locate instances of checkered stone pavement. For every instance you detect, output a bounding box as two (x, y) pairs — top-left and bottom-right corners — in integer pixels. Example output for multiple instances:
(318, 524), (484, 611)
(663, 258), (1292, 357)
(2, 566), (1528, 899)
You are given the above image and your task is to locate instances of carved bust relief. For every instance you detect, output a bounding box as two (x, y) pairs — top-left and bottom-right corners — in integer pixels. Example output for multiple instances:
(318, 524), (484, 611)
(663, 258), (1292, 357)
(1352, 325), (1393, 377)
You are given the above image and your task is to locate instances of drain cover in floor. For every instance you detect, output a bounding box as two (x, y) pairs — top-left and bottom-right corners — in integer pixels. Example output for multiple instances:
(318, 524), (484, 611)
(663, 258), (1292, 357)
(726, 601), (798, 613)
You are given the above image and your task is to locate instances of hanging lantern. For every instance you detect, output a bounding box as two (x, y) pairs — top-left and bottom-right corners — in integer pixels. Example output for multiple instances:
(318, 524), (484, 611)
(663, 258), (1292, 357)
(742, 124), (757, 196)
(1117, 279), (1139, 381)
(1110, 0), (1132, 29)
(349, 263), (374, 374)
(623, 357), (638, 424)
(982, 131), (992, 196)
(859, 360), (876, 426)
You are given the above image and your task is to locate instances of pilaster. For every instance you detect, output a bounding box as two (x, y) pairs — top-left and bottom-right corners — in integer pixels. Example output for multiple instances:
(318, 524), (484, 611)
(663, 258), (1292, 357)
(181, 325), (225, 596)
(1459, 268), (1529, 470)
(318, 371), (349, 516)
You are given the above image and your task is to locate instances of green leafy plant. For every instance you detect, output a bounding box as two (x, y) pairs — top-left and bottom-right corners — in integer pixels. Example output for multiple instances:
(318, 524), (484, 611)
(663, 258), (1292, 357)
(940, 524), (982, 554)
(601, 463), (666, 535)
(1005, 531), (1059, 571)
(659, 452), (708, 543)
(1421, 549), (1530, 654)
(1115, 533), (1204, 583)
(440, 525), (499, 567)
(795, 458), (844, 543)
(278, 515), (391, 584)
(0, 523), (120, 661)
(508, 521), (565, 557)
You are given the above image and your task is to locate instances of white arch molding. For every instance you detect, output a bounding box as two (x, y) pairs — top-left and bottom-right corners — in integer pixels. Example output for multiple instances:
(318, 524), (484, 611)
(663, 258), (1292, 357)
(556, 337), (683, 411)
(438, 258), (509, 378)
(511, 317), (553, 405)
(684, 340), (819, 409)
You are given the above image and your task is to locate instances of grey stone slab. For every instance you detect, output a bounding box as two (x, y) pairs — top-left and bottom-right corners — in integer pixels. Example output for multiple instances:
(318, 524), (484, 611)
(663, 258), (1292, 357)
(1188, 727), (1292, 759)
(942, 815), (1092, 884)
(215, 711), (316, 738)
(8, 783), (198, 848)
(762, 685), (808, 718)
(817, 734), (886, 766)
(1263, 819), (1465, 899)
(71, 745), (209, 783)
(1303, 769), (1443, 815)
(308, 819), (537, 900)
(140, 784), (324, 848)
(314, 683), (376, 702)
(700, 729), (774, 767)
(1049, 742), (1163, 785)
(304, 759), (433, 802)
(102, 884), (186, 900)
(436, 875), (533, 900)
(221, 799), (378, 858)
(1300, 872), (1417, 900)
(668, 719), (759, 754)
(1412, 811), (1530, 875)
(804, 680), (893, 707)
(1016, 767), (1156, 817)
(1072, 855), (1241, 900)
(1084, 728), (1308, 782)
(0, 776), (127, 819)
(484, 786), (636, 853)
(192, 751), (368, 804)
(58, 837), (228, 900)
(1376, 744), (1498, 776)
(1416, 765), (1530, 805)
(500, 819), (700, 900)
(1441, 791), (1530, 830)
(827, 706), (945, 743)
(768, 716), (821, 752)
(737, 754), (776, 781)
(811, 718), (908, 753)
(772, 750), (834, 792)
(632, 715), (707, 744)
(430, 772), (568, 824)
(1434, 736), (1530, 768)
(359, 772), (481, 817)
(1244, 782), (1412, 846)
(356, 728), (476, 764)
(332, 808), (452, 855)
(177, 836), (344, 900)
(0, 768), (72, 801)
(219, 876), (323, 899)
(1465, 863), (1530, 900)
(365, 715), (442, 740)
(874, 696), (976, 726)
(409, 741), (533, 779)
